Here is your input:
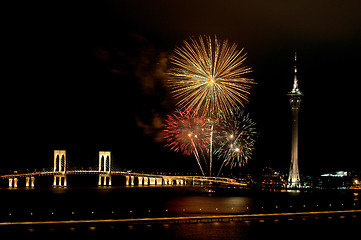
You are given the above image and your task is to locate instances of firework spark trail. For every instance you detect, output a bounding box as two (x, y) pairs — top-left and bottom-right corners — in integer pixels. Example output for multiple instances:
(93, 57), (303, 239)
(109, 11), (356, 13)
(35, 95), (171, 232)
(217, 160), (226, 178)
(168, 35), (255, 119)
(190, 137), (205, 176)
(209, 124), (214, 176)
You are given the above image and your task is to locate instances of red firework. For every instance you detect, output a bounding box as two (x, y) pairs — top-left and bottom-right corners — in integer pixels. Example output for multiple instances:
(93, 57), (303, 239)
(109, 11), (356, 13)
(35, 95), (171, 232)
(163, 109), (210, 155)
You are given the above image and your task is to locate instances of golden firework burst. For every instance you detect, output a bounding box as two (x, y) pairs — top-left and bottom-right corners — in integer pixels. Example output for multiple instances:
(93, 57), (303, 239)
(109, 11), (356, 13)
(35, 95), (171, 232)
(168, 35), (255, 118)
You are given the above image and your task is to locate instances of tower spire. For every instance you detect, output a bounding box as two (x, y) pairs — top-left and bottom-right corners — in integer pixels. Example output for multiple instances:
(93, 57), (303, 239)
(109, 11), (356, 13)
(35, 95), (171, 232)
(291, 52), (300, 93)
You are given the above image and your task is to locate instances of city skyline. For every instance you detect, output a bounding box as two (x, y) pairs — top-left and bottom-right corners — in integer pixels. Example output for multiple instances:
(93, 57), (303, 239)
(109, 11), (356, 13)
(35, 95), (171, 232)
(2, 1), (361, 174)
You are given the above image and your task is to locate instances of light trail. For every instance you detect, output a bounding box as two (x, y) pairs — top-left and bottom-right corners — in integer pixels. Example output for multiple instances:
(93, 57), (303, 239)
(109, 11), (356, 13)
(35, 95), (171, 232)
(190, 137), (205, 176)
(1, 210), (360, 226)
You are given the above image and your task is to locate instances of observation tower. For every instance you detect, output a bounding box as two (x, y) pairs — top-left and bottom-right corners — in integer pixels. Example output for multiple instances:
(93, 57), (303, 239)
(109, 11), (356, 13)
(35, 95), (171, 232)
(287, 53), (303, 188)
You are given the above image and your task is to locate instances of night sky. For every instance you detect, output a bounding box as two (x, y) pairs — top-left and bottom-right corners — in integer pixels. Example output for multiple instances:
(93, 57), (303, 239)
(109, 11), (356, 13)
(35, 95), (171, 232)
(2, 1), (361, 175)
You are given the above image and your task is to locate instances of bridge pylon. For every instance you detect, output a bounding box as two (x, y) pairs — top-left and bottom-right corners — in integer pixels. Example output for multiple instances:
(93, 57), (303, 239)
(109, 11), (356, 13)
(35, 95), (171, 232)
(53, 150), (67, 187)
(25, 176), (35, 187)
(8, 178), (18, 188)
(98, 151), (111, 186)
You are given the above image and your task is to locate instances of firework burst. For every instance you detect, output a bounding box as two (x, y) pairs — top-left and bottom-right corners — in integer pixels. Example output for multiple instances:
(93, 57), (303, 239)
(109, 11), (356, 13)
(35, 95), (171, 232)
(163, 109), (210, 175)
(167, 35), (255, 118)
(215, 109), (257, 172)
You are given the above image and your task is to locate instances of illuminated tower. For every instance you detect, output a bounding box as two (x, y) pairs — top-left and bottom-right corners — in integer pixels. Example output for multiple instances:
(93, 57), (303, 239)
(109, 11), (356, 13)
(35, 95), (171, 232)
(53, 150), (67, 187)
(287, 53), (303, 188)
(98, 151), (112, 186)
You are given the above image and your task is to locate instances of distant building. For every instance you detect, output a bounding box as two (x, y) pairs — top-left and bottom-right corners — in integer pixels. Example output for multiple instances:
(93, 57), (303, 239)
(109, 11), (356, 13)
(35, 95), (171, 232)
(317, 171), (353, 189)
(260, 167), (287, 188)
(321, 171), (348, 178)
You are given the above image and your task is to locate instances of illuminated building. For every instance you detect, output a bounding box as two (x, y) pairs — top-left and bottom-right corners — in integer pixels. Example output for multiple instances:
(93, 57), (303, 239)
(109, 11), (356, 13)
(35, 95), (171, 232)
(287, 53), (303, 188)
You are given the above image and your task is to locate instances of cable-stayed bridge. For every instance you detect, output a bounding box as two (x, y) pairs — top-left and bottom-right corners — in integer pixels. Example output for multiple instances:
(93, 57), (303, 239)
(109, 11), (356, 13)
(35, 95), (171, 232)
(0, 150), (246, 188)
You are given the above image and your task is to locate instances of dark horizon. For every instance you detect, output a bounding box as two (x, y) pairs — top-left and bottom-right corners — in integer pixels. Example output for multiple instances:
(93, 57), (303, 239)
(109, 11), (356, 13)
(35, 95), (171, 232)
(2, 1), (361, 175)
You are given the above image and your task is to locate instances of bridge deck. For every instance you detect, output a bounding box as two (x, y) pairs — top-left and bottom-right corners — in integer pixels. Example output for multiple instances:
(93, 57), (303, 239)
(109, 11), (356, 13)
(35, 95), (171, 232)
(0, 171), (246, 187)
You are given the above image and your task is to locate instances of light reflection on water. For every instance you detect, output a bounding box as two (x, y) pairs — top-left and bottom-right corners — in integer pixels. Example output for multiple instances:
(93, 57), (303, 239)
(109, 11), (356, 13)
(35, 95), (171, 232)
(165, 196), (253, 215)
(2, 217), (360, 240)
(0, 186), (360, 239)
(0, 186), (360, 220)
